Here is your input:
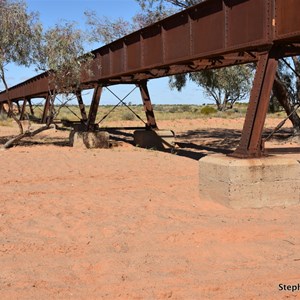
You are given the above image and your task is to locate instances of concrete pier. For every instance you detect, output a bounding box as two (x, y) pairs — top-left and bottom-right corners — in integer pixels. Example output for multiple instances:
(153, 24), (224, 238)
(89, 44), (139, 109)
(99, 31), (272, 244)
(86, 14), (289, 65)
(70, 131), (110, 149)
(134, 130), (175, 150)
(199, 154), (300, 209)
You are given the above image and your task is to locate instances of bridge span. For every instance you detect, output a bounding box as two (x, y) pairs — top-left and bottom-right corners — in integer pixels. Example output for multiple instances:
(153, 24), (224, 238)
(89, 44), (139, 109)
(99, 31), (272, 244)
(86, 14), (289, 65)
(1, 0), (300, 157)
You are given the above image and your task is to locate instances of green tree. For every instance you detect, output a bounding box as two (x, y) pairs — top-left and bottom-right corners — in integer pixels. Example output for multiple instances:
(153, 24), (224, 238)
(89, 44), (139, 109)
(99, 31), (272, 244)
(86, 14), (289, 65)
(170, 65), (253, 111)
(272, 58), (300, 135)
(136, 0), (202, 10)
(85, 0), (176, 44)
(36, 21), (93, 126)
(3, 20), (93, 149)
(0, 0), (42, 133)
(85, 11), (133, 44)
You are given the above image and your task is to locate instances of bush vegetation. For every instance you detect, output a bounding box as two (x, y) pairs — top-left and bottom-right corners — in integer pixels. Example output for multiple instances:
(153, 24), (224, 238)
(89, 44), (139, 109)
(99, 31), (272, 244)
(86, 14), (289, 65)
(200, 106), (217, 115)
(7, 102), (286, 127)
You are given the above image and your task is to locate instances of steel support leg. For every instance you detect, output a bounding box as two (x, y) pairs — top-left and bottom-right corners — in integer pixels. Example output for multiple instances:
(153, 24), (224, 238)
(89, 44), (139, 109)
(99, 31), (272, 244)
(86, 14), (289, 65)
(28, 99), (34, 116)
(20, 98), (27, 120)
(87, 85), (103, 130)
(41, 95), (51, 123)
(231, 52), (278, 158)
(76, 90), (88, 121)
(138, 81), (158, 129)
(16, 101), (21, 114)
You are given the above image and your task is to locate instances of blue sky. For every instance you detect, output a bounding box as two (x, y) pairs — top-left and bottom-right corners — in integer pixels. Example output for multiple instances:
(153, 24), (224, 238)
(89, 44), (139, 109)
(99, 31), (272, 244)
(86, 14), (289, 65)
(1, 0), (206, 105)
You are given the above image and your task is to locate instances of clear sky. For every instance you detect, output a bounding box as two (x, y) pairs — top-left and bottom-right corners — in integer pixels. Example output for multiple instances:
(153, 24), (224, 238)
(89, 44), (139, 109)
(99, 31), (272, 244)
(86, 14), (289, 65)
(1, 0), (206, 105)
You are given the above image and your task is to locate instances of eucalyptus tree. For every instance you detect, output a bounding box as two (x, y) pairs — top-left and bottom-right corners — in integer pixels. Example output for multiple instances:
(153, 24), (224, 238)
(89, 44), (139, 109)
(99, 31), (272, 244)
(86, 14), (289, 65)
(273, 58), (300, 135)
(35, 21), (94, 127)
(0, 1), (95, 149)
(2, 18), (93, 149)
(170, 65), (253, 111)
(0, 0), (42, 133)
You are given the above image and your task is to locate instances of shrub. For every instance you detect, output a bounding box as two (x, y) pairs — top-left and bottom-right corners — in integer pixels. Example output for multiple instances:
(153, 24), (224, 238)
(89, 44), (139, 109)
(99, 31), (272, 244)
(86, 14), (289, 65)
(0, 112), (7, 121)
(121, 111), (135, 120)
(180, 105), (191, 112)
(200, 106), (217, 115)
(168, 106), (180, 113)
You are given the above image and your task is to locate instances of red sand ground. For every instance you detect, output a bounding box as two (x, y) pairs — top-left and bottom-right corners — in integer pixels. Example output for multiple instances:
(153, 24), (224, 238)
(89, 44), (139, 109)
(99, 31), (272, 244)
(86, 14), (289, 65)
(0, 118), (300, 299)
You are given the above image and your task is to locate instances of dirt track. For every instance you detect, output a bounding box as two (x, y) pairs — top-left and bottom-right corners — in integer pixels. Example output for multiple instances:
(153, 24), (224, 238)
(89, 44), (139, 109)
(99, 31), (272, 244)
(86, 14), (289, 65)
(1, 118), (300, 299)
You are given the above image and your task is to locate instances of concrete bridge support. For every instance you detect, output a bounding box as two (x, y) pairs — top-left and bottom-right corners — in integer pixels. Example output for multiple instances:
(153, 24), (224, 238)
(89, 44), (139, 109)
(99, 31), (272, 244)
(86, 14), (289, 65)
(199, 154), (300, 209)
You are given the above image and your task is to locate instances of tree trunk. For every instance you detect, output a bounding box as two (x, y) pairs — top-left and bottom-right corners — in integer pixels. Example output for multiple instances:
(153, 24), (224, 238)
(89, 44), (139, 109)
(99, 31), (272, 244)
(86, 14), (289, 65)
(292, 56), (300, 102)
(273, 72), (300, 135)
(0, 65), (24, 134)
(2, 125), (54, 149)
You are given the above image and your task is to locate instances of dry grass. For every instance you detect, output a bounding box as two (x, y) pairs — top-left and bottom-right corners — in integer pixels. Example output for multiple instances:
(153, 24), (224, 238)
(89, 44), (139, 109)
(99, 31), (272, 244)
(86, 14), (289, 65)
(0, 113), (14, 127)
(18, 103), (288, 125)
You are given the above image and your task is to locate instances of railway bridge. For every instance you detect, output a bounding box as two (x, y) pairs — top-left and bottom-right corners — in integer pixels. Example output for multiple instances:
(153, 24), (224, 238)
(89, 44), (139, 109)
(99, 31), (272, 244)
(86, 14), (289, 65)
(1, 0), (300, 159)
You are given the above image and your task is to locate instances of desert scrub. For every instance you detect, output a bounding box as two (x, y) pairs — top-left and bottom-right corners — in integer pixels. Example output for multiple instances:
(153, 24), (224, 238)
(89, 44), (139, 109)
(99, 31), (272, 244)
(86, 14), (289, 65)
(121, 111), (135, 121)
(200, 106), (217, 115)
(0, 113), (13, 126)
(0, 113), (7, 121)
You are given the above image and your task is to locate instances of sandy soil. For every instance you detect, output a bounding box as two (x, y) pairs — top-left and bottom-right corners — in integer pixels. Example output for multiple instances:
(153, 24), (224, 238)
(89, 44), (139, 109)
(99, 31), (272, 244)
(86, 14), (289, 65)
(0, 117), (300, 299)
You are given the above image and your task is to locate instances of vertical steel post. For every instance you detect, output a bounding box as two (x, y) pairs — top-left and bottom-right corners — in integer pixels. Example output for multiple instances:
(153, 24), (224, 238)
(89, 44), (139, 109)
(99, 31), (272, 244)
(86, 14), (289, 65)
(87, 85), (103, 130)
(231, 52), (278, 158)
(76, 90), (88, 121)
(19, 98), (27, 120)
(138, 80), (158, 129)
(28, 99), (34, 116)
(41, 95), (51, 124)
(16, 101), (21, 114)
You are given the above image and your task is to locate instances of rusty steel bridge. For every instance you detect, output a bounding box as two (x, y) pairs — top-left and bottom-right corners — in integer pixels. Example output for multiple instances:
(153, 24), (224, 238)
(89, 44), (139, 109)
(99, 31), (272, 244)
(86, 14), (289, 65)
(1, 0), (300, 158)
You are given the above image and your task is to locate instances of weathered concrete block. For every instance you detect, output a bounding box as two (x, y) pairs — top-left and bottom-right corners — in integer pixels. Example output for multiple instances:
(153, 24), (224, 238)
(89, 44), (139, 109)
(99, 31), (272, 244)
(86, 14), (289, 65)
(70, 131), (110, 149)
(133, 130), (175, 149)
(199, 154), (300, 209)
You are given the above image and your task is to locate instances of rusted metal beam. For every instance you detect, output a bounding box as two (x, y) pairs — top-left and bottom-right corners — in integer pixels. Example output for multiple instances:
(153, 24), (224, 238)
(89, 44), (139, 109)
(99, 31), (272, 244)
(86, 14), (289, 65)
(16, 102), (21, 114)
(87, 85), (103, 130)
(19, 98), (27, 121)
(0, 0), (300, 159)
(0, 0), (275, 102)
(138, 81), (158, 129)
(41, 95), (51, 124)
(2, 0), (300, 103)
(231, 51), (278, 158)
(28, 99), (34, 116)
(76, 91), (88, 121)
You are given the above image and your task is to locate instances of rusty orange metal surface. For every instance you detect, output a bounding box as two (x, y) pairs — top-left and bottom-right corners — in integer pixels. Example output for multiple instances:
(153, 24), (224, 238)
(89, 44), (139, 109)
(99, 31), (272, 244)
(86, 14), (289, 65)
(0, 0), (276, 102)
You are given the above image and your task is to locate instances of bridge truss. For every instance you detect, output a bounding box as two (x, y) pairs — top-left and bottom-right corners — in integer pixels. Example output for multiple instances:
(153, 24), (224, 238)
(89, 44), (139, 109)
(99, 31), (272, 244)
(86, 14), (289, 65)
(1, 0), (300, 157)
